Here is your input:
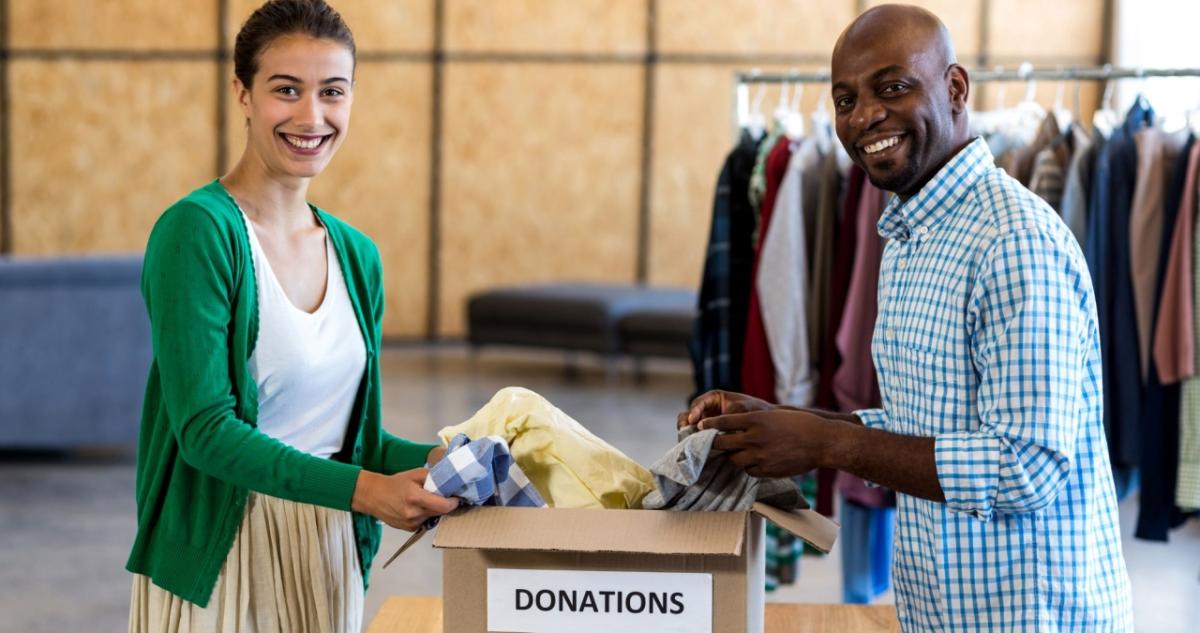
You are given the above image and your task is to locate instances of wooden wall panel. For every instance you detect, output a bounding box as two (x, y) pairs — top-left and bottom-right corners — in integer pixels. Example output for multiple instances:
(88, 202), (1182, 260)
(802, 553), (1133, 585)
(648, 63), (828, 288)
(308, 63), (432, 339)
(228, 0), (434, 52)
(863, 0), (982, 58)
(445, 0), (646, 54)
(439, 63), (643, 336)
(988, 0), (1104, 61)
(657, 0), (854, 56)
(10, 0), (217, 50)
(9, 61), (217, 255)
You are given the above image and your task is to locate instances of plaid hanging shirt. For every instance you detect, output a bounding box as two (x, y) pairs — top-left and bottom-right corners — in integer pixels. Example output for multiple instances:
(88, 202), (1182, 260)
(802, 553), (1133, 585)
(425, 433), (546, 508)
(854, 138), (1132, 631)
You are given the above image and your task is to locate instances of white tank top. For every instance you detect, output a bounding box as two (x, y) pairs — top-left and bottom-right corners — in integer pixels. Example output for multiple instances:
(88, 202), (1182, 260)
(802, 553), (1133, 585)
(241, 210), (367, 458)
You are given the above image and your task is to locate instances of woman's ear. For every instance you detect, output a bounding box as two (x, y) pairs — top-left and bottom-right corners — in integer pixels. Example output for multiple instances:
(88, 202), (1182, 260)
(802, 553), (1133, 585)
(233, 78), (252, 124)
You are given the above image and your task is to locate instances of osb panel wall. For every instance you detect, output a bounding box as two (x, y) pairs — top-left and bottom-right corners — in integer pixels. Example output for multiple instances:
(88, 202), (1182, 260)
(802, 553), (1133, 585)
(227, 0), (434, 52)
(863, 0), (982, 59)
(445, 0), (646, 54)
(438, 63), (643, 336)
(657, 0), (855, 55)
(9, 0), (217, 50)
(988, 0), (1104, 61)
(9, 61), (216, 255)
(309, 63), (432, 339)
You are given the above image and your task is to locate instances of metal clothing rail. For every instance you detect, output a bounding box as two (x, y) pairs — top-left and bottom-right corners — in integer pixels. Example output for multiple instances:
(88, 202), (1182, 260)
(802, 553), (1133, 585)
(735, 65), (1200, 84)
(732, 65), (1200, 134)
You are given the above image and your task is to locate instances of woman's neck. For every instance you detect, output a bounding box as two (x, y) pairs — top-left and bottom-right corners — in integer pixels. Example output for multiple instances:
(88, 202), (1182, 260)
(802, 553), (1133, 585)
(220, 154), (316, 233)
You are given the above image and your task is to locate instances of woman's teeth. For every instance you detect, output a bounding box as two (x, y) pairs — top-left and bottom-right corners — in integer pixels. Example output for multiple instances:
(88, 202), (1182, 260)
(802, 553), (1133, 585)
(283, 134), (325, 149)
(864, 136), (900, 154)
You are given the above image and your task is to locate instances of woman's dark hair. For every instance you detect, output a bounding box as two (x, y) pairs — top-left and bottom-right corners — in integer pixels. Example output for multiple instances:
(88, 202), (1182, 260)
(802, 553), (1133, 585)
(234, 0), (356, 88)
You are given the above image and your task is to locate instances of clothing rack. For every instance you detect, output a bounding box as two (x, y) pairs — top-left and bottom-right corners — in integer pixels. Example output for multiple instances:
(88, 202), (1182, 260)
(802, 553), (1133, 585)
(733, 65), (1200, 132)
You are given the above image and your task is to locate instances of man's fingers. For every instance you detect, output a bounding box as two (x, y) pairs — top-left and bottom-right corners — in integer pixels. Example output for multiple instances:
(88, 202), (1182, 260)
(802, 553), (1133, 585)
(698, 411), (751, 433)
(687, 391), (725, 424)
(676, 411), (691, 430)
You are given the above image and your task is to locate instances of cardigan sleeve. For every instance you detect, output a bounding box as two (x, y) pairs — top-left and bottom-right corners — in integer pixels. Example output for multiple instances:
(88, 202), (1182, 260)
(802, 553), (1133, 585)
(143, 202), (362, 510)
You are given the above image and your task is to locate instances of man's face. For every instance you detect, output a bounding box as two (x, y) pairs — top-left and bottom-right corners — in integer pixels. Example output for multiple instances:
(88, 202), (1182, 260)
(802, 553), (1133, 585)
(831, 39), (957, 198)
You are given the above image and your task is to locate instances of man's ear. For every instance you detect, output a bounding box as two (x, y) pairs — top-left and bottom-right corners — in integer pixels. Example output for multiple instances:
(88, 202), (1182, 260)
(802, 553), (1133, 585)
(947, 64), (970, 115)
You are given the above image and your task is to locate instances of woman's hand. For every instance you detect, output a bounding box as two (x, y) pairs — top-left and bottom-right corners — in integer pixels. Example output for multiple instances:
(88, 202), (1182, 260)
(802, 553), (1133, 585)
(351, 468), (459, 531)
(676, 390), (775, 429)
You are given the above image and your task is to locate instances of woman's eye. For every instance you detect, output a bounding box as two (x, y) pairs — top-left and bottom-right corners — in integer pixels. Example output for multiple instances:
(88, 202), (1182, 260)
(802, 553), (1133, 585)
(275, 86), (298, 96)
(322, 88), (344, 98)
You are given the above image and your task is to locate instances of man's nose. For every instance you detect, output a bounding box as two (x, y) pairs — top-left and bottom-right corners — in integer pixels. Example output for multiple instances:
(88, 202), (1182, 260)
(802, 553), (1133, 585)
(849, 94), (886, 131)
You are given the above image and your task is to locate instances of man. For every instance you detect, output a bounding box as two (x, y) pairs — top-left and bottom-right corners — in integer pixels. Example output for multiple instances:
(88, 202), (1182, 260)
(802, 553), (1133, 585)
(681, 5), (1133, 631)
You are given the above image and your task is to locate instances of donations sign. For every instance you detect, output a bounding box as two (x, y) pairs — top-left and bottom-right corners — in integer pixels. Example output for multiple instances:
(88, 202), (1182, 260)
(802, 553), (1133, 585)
(486, 568), (713, 633)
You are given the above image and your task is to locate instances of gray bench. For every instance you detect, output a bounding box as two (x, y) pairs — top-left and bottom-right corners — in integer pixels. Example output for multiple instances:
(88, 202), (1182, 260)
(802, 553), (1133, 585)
(0, 255), (150, 448)
(466, 283), (696, 377)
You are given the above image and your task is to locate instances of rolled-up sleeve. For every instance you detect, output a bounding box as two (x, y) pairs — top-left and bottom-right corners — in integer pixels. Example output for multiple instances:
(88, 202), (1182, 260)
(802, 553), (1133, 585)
(936, 228), (1089, 521)
(854, 407), (890, 430)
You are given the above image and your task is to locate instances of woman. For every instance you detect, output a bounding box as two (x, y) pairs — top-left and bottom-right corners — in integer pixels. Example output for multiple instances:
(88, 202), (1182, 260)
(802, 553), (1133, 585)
(126, 1), (456, 630)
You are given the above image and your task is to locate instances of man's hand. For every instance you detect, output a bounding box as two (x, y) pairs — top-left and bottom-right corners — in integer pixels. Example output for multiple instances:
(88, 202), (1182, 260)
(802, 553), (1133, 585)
(701, 409), (848, 478)
(351, 468), (459, 531)
(677, 390), (775, 429)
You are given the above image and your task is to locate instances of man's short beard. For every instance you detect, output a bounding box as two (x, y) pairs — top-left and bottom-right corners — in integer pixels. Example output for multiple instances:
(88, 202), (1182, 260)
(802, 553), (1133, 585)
(865, 157), (921, 195)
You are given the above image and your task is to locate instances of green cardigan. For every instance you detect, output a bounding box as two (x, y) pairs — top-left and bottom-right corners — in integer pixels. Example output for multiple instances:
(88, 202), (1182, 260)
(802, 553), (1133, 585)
(125, 180), (436, 607)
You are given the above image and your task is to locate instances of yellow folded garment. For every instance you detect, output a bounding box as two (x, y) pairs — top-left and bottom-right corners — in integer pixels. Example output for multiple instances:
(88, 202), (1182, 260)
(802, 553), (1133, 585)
(438, 387), (653, 509)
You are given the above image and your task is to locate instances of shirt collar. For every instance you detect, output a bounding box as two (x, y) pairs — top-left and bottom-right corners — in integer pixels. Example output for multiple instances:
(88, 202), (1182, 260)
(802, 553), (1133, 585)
(877, 137), (993, 242)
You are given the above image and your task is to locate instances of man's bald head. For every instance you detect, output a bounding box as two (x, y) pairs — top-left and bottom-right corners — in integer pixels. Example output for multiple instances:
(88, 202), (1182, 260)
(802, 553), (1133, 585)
(829, 4), (971, 198)
(833, 4), (956, 76)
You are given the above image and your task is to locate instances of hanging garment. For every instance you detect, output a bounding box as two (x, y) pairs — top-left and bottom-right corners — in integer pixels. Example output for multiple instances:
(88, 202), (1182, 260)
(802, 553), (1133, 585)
(1029, 147), (1067, 211)
(641, 425), (805, 511)
(749, 130), (783, 216)
(832, 180), (885, 414)
(1154, 140), (1200, 384)
(741, 137), (793, 402)
(1010, 111), (1066, 186)
(1129, 128), (1187, 383)
(839, 498), (894, 604)
(809, 149), (849, 518)
(691, 132), (760, 397)
(424, 434), (547, 508)
(1180, 172), (1200, 511)
(437, 387), (654, 509)
(815, 166), (866, 410)
(758, 141), (817, 405)
(1060, 125), (1096, 247)
(1136, 133), (1196, 542)
(1088, 100), (1156, 474)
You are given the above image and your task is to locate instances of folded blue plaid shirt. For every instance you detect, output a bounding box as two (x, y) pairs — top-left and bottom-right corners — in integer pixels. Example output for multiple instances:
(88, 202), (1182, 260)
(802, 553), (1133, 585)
(424, 433), (547, 508)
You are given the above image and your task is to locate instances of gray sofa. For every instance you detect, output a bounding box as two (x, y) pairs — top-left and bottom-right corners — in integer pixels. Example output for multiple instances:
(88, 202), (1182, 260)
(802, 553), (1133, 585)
(466, 283), (697, 368)
(0, 255), (150, 448)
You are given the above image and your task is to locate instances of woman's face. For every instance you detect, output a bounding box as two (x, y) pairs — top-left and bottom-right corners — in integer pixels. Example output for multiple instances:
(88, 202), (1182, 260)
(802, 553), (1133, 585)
(236, 34), (354, 181)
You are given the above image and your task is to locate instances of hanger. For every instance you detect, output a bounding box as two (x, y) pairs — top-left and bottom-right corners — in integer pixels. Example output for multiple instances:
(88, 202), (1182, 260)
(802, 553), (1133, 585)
(1092, 64), (1118, 137)
(1052, 75), (1073, 134)
(782, 71), (806, 140)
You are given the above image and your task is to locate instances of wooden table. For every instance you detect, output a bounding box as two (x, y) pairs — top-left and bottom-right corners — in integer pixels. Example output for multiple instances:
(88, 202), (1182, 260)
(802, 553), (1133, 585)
(367, 596), (901, 632)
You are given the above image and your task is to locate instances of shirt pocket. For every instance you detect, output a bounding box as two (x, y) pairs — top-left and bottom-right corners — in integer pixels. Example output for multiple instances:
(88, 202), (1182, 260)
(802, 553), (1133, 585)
(893, 342), (963, 435)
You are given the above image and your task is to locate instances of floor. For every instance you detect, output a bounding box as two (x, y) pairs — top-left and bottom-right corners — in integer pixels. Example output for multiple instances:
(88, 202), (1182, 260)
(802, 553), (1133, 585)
(1, 344), (1198, 632)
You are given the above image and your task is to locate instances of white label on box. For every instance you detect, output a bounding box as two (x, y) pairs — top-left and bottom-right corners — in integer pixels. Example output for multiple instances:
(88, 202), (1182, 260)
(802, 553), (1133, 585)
(486, 568), (712, 633)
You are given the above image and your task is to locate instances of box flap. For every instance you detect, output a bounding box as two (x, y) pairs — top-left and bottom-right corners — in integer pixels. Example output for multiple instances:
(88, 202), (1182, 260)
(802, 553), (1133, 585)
(751, 503), (839, 554)
(433, 506), (747, 556)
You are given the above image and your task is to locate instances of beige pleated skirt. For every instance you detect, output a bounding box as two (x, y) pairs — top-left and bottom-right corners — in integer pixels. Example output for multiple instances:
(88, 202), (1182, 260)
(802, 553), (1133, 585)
(128, 492), (364, 633)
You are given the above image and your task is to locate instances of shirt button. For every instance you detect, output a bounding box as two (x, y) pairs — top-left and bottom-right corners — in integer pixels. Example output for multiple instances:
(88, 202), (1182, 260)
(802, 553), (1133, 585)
(898, 259), (907, 269)
(916, 226), (929, 236)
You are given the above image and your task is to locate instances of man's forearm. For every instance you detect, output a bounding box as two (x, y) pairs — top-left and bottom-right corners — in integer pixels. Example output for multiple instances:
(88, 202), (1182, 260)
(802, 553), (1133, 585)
(824, 422), (946, 503)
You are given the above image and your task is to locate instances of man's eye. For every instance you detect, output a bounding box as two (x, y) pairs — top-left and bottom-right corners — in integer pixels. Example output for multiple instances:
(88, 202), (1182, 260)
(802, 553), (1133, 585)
(835, 97), (854, 110)
(882, 83), (907, 94)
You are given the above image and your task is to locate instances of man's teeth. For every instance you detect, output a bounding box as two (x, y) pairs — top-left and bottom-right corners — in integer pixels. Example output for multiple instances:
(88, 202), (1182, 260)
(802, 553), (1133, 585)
(863, 136), (900, 154)
(284, 134), (324, 149)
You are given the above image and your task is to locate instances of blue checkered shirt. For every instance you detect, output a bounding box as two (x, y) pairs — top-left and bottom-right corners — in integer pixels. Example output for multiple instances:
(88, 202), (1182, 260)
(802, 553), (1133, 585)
(425, 433), (547, 508)
(854, 138), (1133, 631)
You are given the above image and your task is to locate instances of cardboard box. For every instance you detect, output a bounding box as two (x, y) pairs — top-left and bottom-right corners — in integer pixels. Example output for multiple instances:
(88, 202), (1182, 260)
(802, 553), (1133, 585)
(428, 504), (839, 633)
